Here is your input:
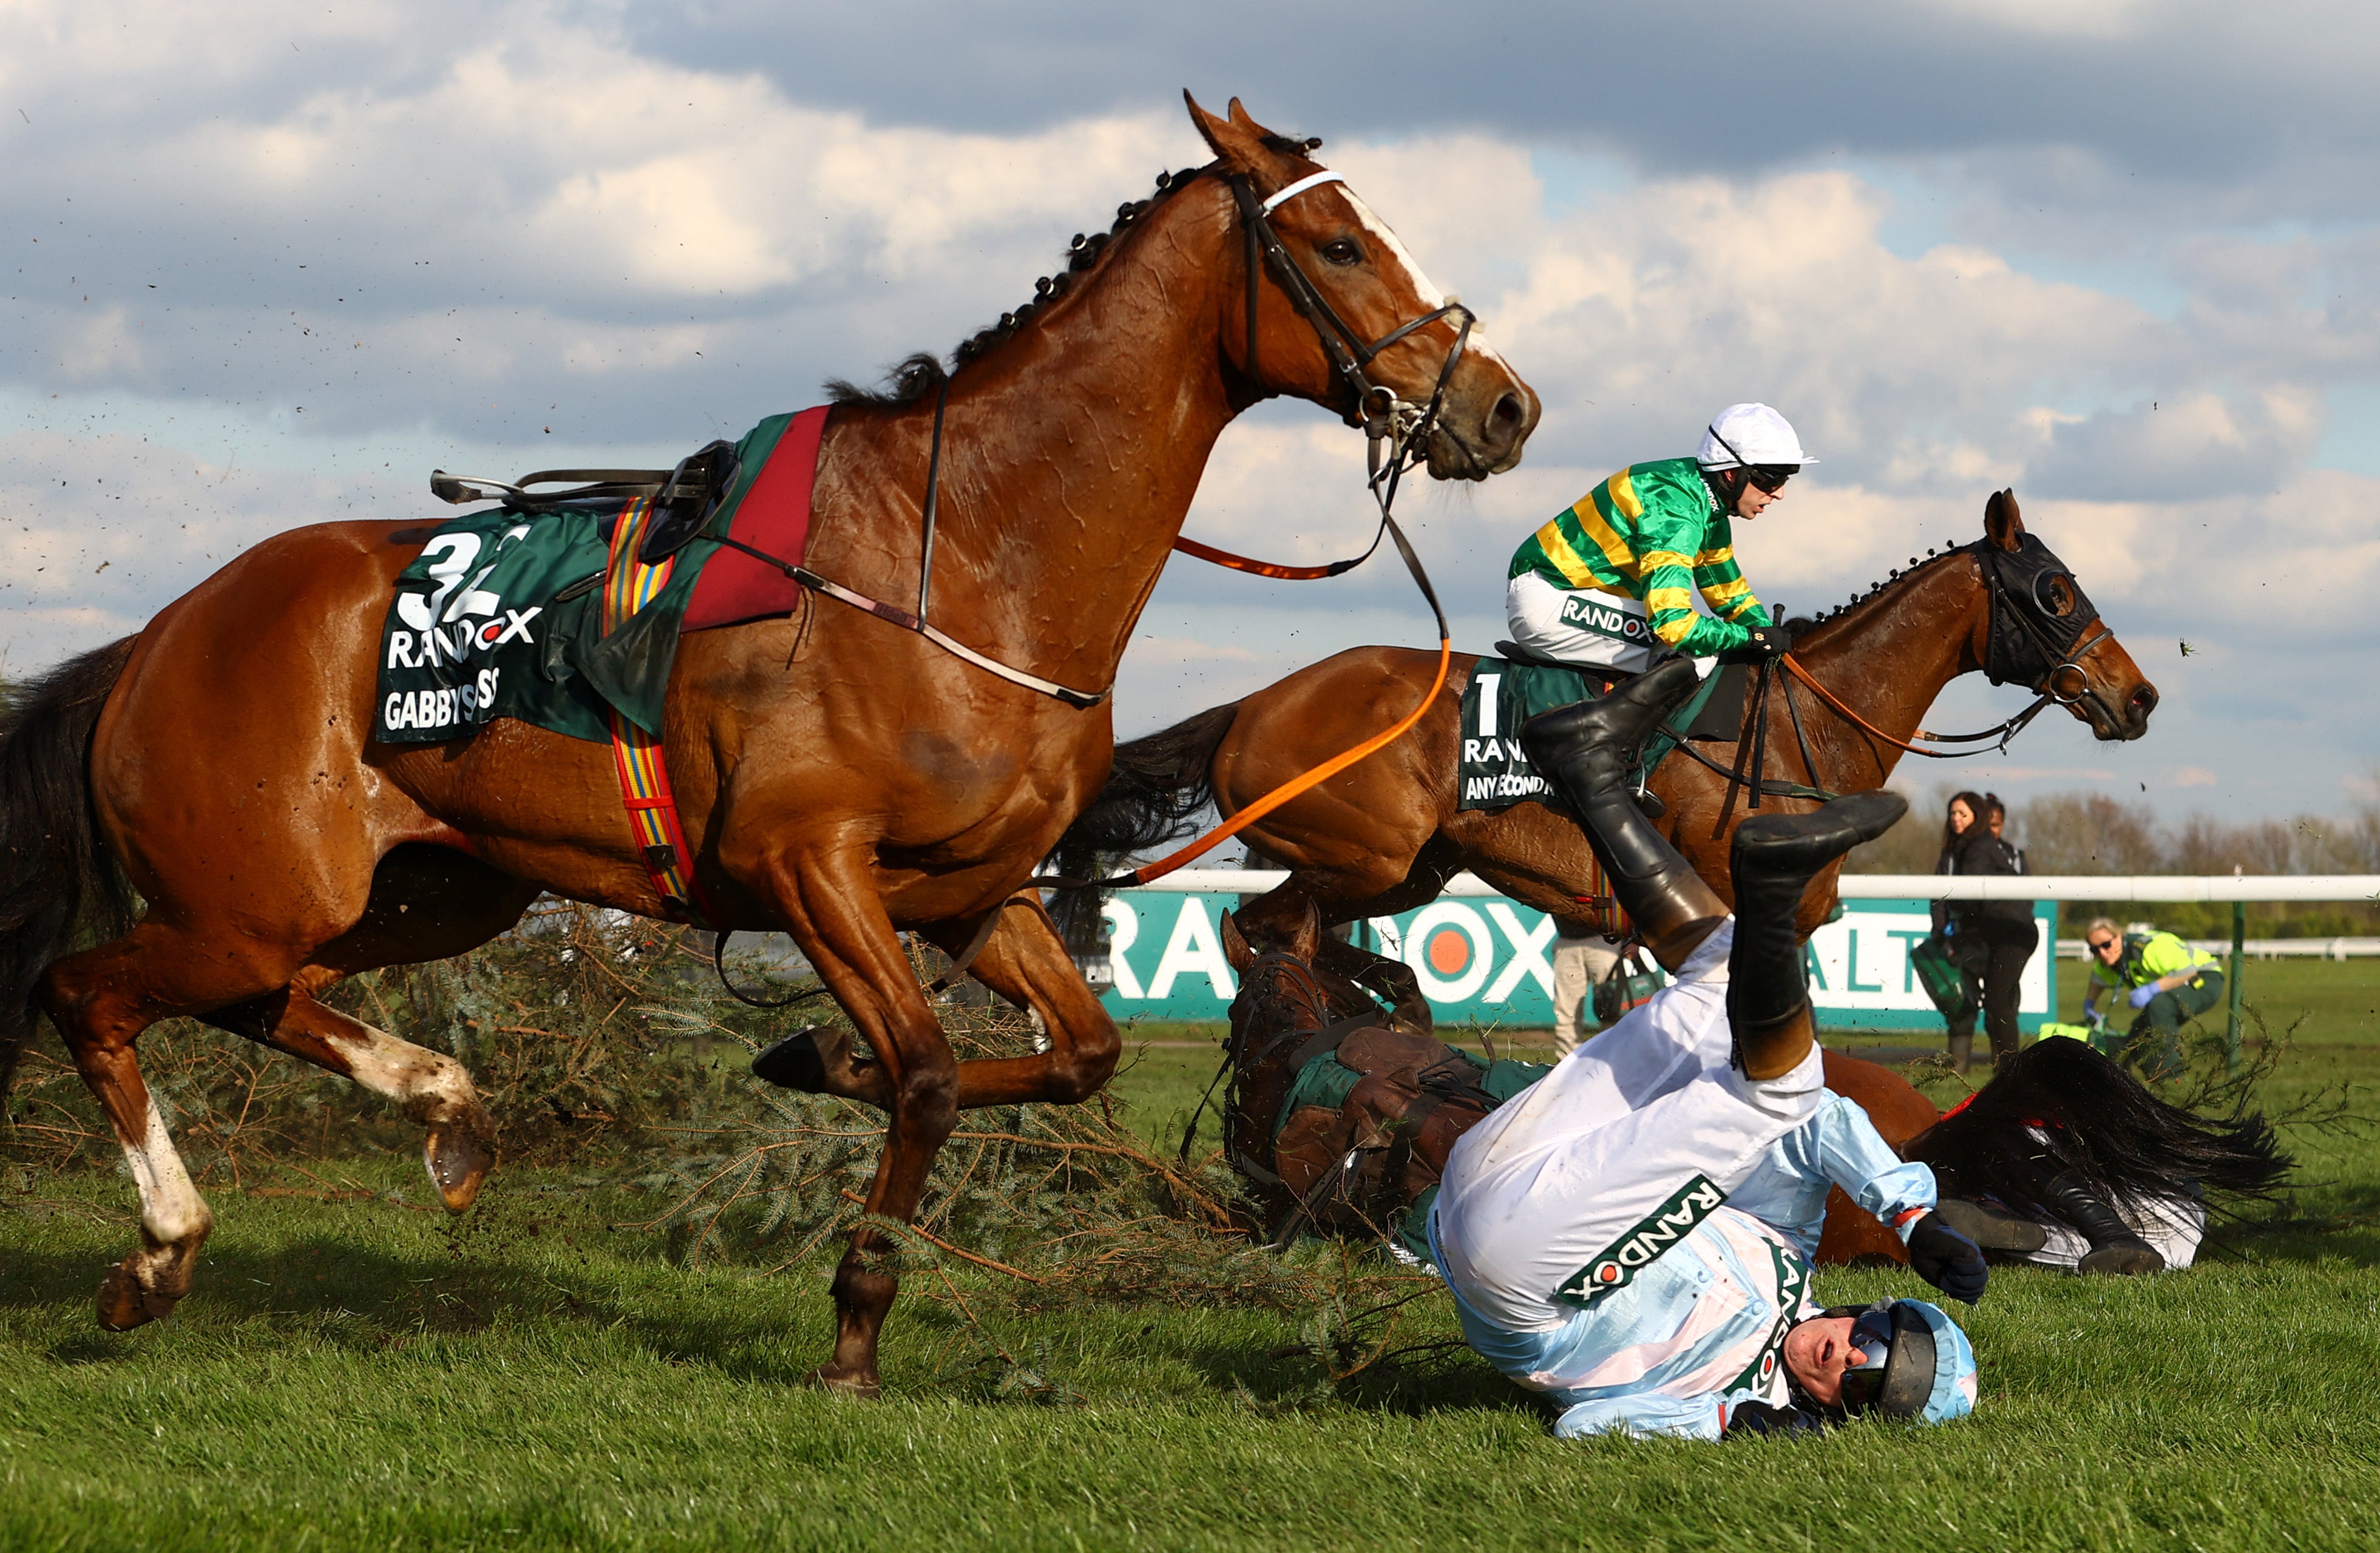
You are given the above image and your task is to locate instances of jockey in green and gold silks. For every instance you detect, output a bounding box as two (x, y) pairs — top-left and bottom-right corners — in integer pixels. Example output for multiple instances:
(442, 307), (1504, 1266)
(1506, 403), (1813, 673)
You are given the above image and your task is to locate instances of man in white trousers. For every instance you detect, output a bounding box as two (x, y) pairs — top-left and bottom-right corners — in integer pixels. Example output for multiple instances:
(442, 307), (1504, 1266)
(1431, 660), (1986, 1441)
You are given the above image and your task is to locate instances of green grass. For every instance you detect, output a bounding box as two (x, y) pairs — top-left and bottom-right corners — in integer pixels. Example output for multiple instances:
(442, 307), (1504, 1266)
(7, 973), (2380, 1551)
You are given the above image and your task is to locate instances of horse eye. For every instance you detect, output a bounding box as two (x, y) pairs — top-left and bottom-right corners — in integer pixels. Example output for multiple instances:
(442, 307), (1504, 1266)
(2046, 578), (2075, 615)
(1320, 238), (1363, 266)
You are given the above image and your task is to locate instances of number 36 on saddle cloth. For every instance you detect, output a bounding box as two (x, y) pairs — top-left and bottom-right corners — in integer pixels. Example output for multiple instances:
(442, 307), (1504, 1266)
(375, 406), (831, 921)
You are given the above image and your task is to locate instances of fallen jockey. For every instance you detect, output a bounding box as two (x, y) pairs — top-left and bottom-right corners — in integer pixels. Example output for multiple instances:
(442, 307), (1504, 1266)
(1429, 660), (1984, 1440)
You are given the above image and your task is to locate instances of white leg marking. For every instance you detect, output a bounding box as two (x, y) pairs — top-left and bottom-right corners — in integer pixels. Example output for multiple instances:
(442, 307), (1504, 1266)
(320, 1020), (478, 1122)
(126, 1092), (211, 1250)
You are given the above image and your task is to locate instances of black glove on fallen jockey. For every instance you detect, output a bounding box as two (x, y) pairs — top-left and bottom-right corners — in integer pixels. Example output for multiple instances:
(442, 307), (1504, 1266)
(1743, 624), (1792, 658)
(1724, 1401), (1826, 1439)
(1905, 1211), (1990, 1304)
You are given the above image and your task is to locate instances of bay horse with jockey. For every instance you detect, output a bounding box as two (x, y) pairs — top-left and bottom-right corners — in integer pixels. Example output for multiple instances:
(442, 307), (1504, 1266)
(1053, 489), (2157, 1034)
(0, 96), (1538, 1395)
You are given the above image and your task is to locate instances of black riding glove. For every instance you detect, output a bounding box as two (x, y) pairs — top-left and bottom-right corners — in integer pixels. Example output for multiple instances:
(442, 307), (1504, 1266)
(1743, 624), (1792, 658)
(1905, 1211), (1990, 1304)
(1724, 1400), (1827, 1439)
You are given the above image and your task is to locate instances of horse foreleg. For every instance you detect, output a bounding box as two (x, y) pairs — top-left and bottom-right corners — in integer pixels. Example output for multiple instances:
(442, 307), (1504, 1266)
(200, 986), (500, 1212)
(924, 892), (1121, 1108)
(764, 854), (963, 1397)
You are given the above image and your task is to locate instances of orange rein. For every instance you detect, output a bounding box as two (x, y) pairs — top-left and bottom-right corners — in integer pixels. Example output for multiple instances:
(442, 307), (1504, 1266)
(1124, 631), (1452, 884)
(1776, 653), (1942, 756)
(1107, 516), (1445, 886)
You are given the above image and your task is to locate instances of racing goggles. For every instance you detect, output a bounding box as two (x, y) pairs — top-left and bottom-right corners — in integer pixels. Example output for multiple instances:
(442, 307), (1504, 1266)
(1839, 1308), (1896, 1408)
(1744, 464), (1797, 494)
(1835, 1302), (1938, 1418)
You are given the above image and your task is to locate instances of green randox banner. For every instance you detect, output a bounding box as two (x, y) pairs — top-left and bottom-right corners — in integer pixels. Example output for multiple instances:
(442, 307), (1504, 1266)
(1091, 891), (2055, 1033)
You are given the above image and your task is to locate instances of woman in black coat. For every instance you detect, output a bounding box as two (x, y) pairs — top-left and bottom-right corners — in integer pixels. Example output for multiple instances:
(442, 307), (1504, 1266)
(1933, 791), (2039, 1072)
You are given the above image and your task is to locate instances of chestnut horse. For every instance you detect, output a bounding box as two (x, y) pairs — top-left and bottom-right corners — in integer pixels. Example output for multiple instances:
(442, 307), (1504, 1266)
(1056, 490), (2155, 1029)
(0, 96), (1538, 1393)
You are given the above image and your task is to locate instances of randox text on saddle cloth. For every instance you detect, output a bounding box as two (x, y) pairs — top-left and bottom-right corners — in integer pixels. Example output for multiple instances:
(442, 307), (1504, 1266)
(373, 408), (828, 746)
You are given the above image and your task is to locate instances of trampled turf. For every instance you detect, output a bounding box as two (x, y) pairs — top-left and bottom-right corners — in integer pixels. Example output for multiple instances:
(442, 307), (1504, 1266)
(5, 973), (2379, 1551)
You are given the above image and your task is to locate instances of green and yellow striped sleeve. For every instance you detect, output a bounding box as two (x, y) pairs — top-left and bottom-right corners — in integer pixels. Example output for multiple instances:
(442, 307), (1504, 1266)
(1632, 465), (1754, 655)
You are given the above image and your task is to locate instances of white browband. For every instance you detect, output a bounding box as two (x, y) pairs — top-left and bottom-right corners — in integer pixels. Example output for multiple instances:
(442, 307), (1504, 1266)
(1260, 169), (1346, 217)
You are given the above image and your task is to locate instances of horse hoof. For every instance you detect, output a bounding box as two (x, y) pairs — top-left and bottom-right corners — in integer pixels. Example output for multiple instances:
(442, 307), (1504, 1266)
(424, 1120), (496, 1213)
(808, 1363), (883, 1400)
(753, 1027), (830, 1091)
(95, 1261), (177, 1331)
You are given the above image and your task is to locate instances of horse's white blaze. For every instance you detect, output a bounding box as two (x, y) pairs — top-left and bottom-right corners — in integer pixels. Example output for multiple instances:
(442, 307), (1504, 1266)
(1341, 189), (1517, 376)
(1341, 190), (1448, 310)
(126, 1092), (208, 1247)
(322, 1018), (478, 1120)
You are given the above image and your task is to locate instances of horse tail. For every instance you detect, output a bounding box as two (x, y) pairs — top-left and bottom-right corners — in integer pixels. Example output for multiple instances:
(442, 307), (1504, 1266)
(1046, 699), (1243, 947)
(0, 638), (138, 1105)
(1902, 1037), (2291, 1217)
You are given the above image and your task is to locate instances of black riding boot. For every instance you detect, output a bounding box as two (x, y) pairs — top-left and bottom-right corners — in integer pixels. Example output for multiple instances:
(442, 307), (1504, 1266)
(1520, 658), (1725, 972)
(1724, 791), (1908, 1078)
(2039, 1171), (2166, 1276)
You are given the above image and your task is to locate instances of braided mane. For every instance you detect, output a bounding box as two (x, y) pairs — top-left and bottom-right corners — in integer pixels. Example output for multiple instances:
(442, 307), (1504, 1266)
(1787, 538), (1978, 634)
(826, 134), (1324, 409)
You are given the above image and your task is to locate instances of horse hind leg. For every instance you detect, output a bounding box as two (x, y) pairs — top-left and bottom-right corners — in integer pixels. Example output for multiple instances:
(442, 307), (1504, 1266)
(202, 984), (500, 1212)
(206, 847), (542, 1211)
(37, 923), (234, 1330)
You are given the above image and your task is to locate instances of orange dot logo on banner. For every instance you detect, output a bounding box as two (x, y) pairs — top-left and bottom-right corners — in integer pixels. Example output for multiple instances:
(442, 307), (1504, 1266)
(1428, 929), (1471, 976)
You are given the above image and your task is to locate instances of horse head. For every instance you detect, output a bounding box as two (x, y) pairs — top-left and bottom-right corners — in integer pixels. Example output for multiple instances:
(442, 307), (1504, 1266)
(1978, 489), (2157, 741)
(1186, 94), (1539, 480)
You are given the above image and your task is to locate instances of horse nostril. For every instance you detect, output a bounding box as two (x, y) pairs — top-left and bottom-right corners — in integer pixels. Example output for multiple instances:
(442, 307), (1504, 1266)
(1490, 392), (1525, 430)
(2130, 684), (2159, 719)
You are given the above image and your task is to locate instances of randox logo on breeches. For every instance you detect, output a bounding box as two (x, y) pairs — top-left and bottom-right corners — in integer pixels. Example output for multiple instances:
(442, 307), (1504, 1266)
(1558, 592), (1650, 644)
(1554, 1173), (1725, 1308)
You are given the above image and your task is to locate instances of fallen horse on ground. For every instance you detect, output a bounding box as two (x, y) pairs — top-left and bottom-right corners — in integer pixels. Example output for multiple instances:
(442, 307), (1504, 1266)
(1216, 902), (2291, 1279)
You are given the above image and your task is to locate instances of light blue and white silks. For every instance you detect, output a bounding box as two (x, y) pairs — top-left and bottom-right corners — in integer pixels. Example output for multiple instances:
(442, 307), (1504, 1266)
(1430, 919), (1971, 1440)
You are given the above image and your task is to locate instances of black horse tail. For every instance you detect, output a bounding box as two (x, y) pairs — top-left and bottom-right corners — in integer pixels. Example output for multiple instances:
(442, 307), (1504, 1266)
(1045, 700), (1243, 950)
(0, 638), (138, 1106)
(1904, 1037), (2291, 1217)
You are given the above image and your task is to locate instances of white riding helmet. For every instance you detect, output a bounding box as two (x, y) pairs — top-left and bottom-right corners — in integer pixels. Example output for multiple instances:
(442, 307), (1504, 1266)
(1697, 403), (1817, 471)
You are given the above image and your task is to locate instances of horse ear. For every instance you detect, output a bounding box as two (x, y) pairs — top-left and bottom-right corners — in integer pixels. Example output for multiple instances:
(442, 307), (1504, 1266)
(1290, 899), (1323, 963)
(1184, 90), (1286, 180)
(1221, 908), (1257, 973)
(1983, 487), (2026, 552)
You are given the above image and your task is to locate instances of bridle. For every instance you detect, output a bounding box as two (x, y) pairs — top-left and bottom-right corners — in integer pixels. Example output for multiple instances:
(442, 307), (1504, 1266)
(1694, 539), (2121, 828)
(1037, 162), (1482, 892)
(1227, 169), (1478, 520)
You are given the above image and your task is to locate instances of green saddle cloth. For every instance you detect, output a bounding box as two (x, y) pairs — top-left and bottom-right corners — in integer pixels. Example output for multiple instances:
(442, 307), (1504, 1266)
(1455, 658), (1724, 812)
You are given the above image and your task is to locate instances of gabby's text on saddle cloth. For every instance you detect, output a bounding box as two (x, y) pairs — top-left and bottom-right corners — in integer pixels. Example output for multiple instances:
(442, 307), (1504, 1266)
(373, 506), (622, 745)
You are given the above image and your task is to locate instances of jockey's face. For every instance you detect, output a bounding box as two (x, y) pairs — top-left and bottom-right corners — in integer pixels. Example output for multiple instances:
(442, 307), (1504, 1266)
(1735, 479), (1782, 520)
(1781, 1314), (1862, 1406)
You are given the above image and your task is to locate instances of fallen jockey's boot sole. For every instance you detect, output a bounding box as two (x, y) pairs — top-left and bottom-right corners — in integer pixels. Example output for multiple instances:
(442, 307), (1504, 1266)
(1934, 1196), (2050, 1254)
(2077, 1238), (2167, 1276)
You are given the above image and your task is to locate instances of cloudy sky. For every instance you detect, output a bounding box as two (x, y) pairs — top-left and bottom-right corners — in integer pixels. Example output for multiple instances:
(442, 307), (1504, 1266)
(4, 0), (2373, 819)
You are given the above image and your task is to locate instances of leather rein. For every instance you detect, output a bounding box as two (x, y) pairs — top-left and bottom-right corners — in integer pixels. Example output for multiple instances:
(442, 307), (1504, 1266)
(1694, 541), (2118, 830)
